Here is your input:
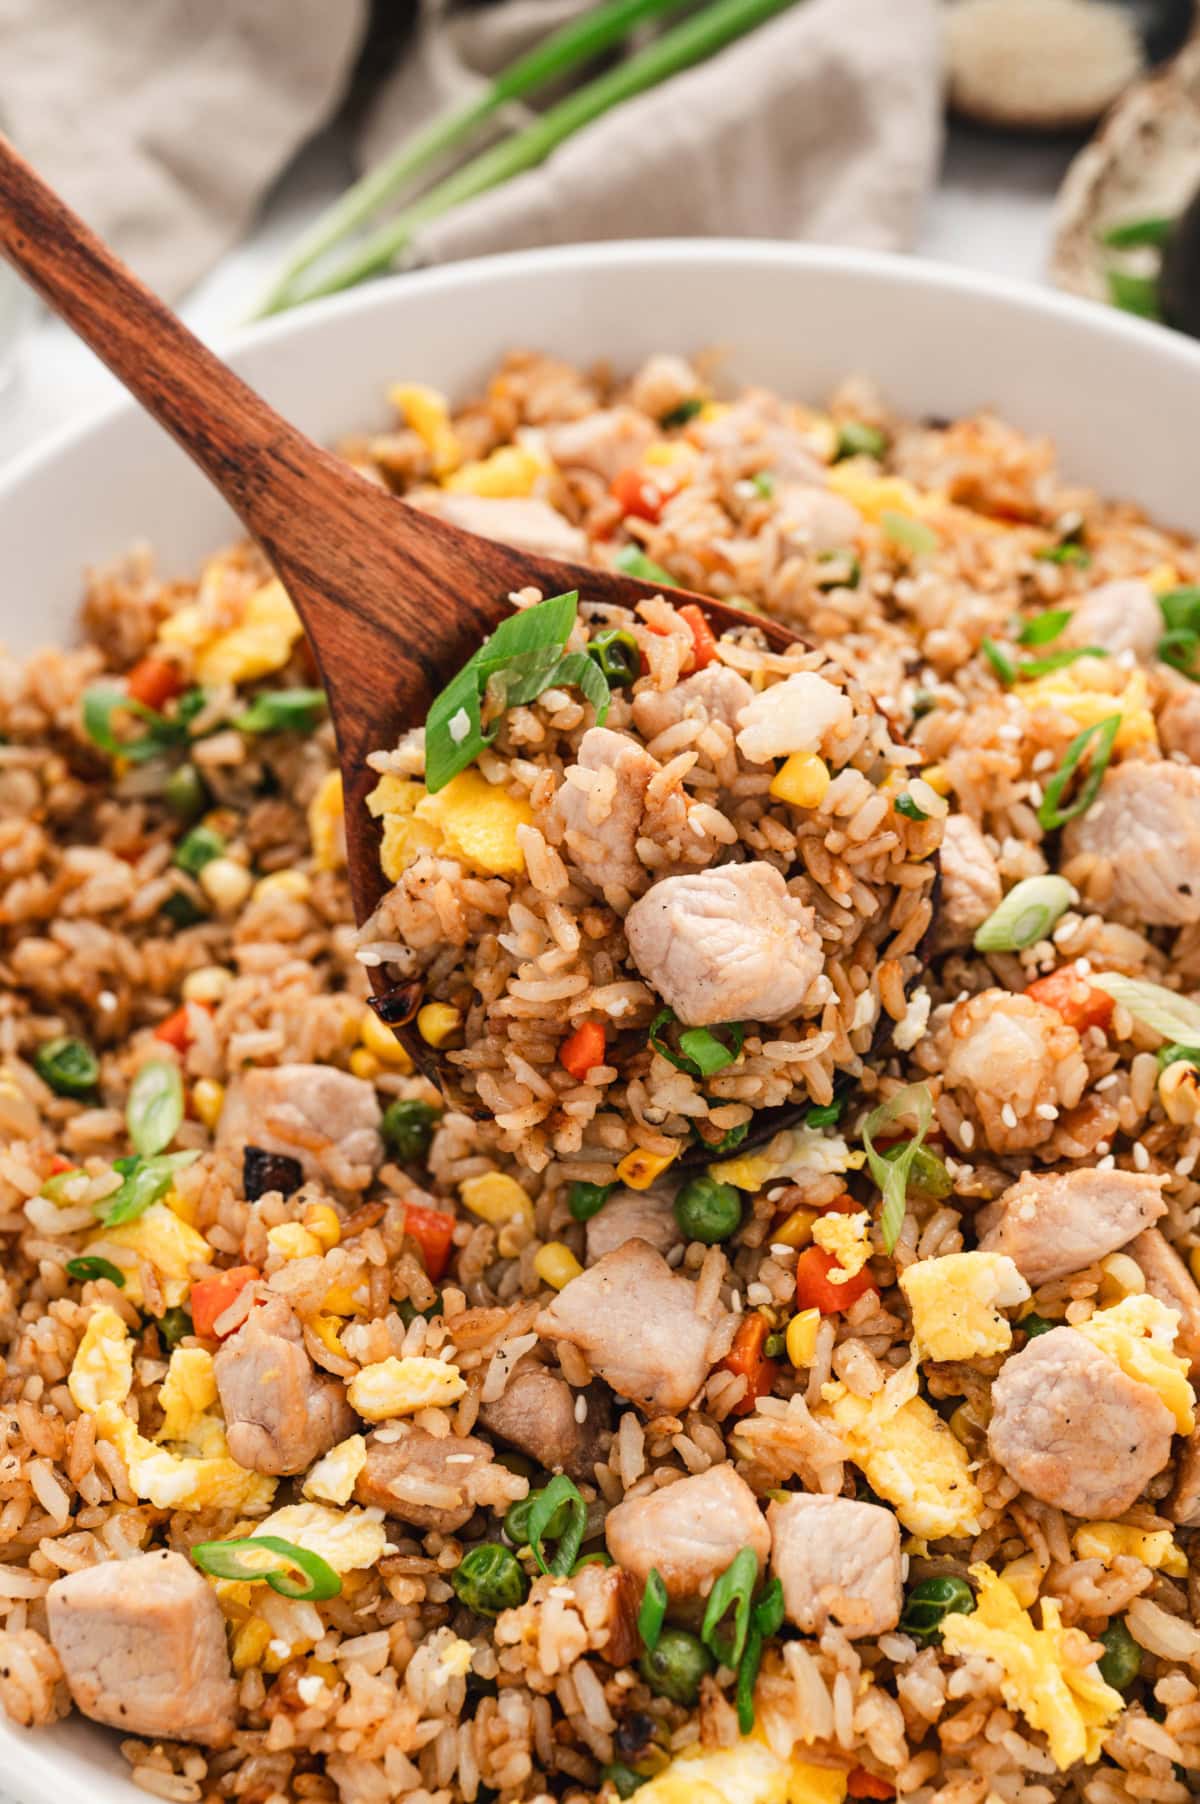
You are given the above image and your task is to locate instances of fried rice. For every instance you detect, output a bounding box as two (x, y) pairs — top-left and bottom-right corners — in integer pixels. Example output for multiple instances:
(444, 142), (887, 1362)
(3, 349), (1200, 1804)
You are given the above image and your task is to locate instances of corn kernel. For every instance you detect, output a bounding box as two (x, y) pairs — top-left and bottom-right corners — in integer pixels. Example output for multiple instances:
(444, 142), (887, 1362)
(308, 770), (345, 872)
(348, 1048), (380, 1081)
(232, 1617), (272, 1672)
(443, 445), (546, 498)
(1097, 1251), (1146, 1305)
(165, 1187), (199, 1227)
(418, 1002), (462, 1048)
(773, 1207), (817, 1249)
(615, 1146), (679, 1190)
(1159, 1059), (1200, 1126)
(999, 1552), (1043, 1609)
(191, 1077), (225, 1131)
(948, 1403), (977, 1446)
(389, 383), (462, 477)
(1146, 562), (1179, 596)
(263, 1633), (314, 1674)
(460, 1171), (535, 1228)
(267, 1222), (324, 1261)
(182, 964), (233, 1004)
(199, 855), (254, 912)
(311, 1314), (348, 1358)
(303, 1202), (342, 1251)
(307, 1658), (341, 1688)
(360, 1009), (414, 1070)
(252, 869), (311, 904)
(785, 1308), (820, 1367)
(322, 1284), (360, 1315)
(534, 1242), (583, 1291)
(770, 753), (831, 810)
(919, 763), (951, 796)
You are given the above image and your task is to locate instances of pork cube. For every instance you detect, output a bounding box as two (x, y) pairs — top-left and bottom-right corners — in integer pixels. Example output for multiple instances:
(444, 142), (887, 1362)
(605, 1464), (769, 1599)
(976, 1168), (1167, 1286)
(632, 665), (755, 743)
(768, 1494), (902, 1639)
(353, 1425), (498, 1532)
(1062, 579), (1163, 661)
(1130, 1228), (1200, 1379)
(545, 407), (656, 483)
(551, 726), (657, 900)
(218, 1063), (383, 1191)
(423, 492), (587, 562)
(585, 1185), (681, 1264)
(214, 1295), (356, 1476)
(1063, 761), (1200, 926)
(480, 1359), (610, 1482)
(933, 814), (1002, 952)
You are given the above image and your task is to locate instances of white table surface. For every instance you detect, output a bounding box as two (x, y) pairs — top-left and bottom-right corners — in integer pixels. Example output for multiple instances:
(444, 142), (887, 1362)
(0, 126), (1081, 474)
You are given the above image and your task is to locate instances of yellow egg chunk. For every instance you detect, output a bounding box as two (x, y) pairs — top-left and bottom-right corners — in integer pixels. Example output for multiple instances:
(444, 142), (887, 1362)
(825, 468), (929, 524)
(899, 1251), (1030, 1361)
(634, 1735), (847, 1804)
(256, 1501), (386, 1574)
(88, 1203), (211, 1308)
(160, 578), (303, 686)
(93, 1402), (276, 1513)
(811, 1209), (871, 1283)
(416, 771), (532, 876)
(347, 1355), (467, 1420)
(303, 1435), (368, 1506)
(1076, 1294), (1196, 1433)
(942, 1565), (1123, 1770)
(157, 1347), (217, 1443)
(1015, 666), (1156, 754)
(443, 445), (546, 497)
(389, 383), (462, 476)
(820, 1381), (984, 1540)
(710, 1127), (862, 1193)
(68, 1306), (133, 1413)
(460, 1171), (535, 1227)
(308, 770), (346, 872)
(1072, 1522), (1187, 1575)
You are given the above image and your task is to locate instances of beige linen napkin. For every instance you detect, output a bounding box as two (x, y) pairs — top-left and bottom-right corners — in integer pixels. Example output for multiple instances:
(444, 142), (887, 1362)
(0, 0), (941, 301)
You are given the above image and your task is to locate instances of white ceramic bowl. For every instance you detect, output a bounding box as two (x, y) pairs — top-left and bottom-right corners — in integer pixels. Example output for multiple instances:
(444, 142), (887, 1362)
(5, 239), (1200, 1804)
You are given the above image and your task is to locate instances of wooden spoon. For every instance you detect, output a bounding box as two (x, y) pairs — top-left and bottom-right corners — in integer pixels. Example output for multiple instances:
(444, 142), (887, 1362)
(0, 139), (806, 1061)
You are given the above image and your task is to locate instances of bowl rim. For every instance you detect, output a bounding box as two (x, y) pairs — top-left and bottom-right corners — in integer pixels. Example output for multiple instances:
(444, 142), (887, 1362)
(6, 235), (1200, 504)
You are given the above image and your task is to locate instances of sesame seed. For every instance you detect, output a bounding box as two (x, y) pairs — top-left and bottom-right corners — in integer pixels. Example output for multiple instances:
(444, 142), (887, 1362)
(574, 1394), (588, 1424)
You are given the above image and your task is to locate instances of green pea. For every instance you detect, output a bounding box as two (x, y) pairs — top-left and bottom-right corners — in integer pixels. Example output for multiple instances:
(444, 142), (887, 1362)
(173, 824), (225, 877)
(380, 1098), (442, 1161)
(673, 1175), (742, 1245)
(1020, 1313), (1057, 1340)
(603, 1764), (649, 1799)
(587, 629), (640, 689)
(450, 1543), (529, 1617)
(163, 762), (209, 823)
(568, 1180), (614, 1222)
(34, 1036), (100, 1099)
(833, 420), (887, 462)
(899, 1575), (975, 1646)
(639, 1628), (714, 1706)
(1098, 1616), (1142, 1691)
(156, 1306), (194, 1349)
(160, 891), (207, 928)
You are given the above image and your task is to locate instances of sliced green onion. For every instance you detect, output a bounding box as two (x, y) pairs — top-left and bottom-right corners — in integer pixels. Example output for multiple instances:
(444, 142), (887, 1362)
(649, 1007), (743, 1078)
(660, 397), (705, 429)
(814, 549), (861, 591)
(983, 640), (1107, 685)
(1157, 586), (1200, 681)
(862, 1082), (934, 1254)
(157, 1306), (194, 1348)
(232, 688), (327, 735)
(751, 471), (775, 498)
(1034, 542), (1091, 567)
(425, 592), (611, 791)
(695, 1118), (751, 1156)
(528, 1475), (587, 1577)
(899, 1574), (974, 1646)
(733, 1577), (785, 1734)
(1017, 609), (1073, 647)
(702, 1545), (759, 1668)
(880, 511), (938, 556)
(587, 626), (641, 687)
(614, 543), (675, 587)
(763, 1331), (786, 1358)
(1097, 1616), (1142, 1690)
(1036, 715), (1121, 831)
(567, 1180), (616, 1222)
(82, 684), (189, 764)
(95, 1150), (200, 1227)
(34, 1036), (100, 1098)
(173, 825), (224, 877)
(805, 1099), (844, 1129)
(973, 875), (1076, 953)
(894, 793), (928, 822)
(64, 1255), (125, 1288)
(161, 891), (208, 929)
(570, 1550), (613, 1573)
(1088, 973), (1200, 1045)
(126, 1060), (184, 1157)
(638, 1567), (668, 1651)
(881, 1141), (952, 1200)
(1107, 268), (1161, 320)
(1100, 215), (1174, 250)
(1019, 1312), (1056, 1339)
(1157, 1042), (1200, 1072)
(981, 638), (1016, 684)
(381, 1098), (442, 1161)
(191, 1535), (341, 1601)
(833, 421), (887, 462)
(604, 1762), (650, 1798)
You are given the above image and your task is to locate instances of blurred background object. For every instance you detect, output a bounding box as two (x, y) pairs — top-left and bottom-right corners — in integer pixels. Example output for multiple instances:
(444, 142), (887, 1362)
(0, 103), (32, 399)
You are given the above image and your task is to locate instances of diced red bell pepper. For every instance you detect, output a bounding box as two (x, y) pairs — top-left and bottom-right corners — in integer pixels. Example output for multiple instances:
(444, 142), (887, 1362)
(678, 603), (718, 670)
(190, 1265), (259, 1337)
(611, 466), (668, 523)
(403, 1204), (455, 1282)
(1024, 967), (1114, 1034)
(49, 1154), (74, 1175)
(126, 657), (184, 711)
(794, 1245), (879, 1316)
(847, 1769), (896, 1801)
(559, 1021), (606, 1082)
(153, 1005), (193, 1052)
(720, 1311), (779, 1417)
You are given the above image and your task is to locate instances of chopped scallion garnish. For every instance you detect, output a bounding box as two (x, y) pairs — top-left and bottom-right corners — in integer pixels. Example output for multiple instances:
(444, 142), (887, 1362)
(232, 688), (328, 735)
(880, 511), (938, 556)
(34, 1036), (100, 1099)
(659, 397), (704, 429)
(862, 1082), (934, 1254)
(64, 1255), (125, 1288)
(701, 1545), (759, 1668)
(833, 420), (887, 462)
(983, 639), (1107, 685)
(1036, 715), (1121, 831)
(649, 1008), (743, 1078)
(1017, 608), (1073, 647)
(587, 627), (641, 688)
(191, 1535), (341, 1600)
(1089, 973), (1200, 1045)
(1106, 268), (1161, 320)
(638, 1567), (668, 1650)
(126, 1059), (184, 1158)
(894, 793), (928, 822)
(94, 1150), (200, 1227)
(1100, 215), (1174, 250)
(1157, 586), (1200, 682)
(973, 875), (1075, 953)
(613, 544), (675, 587)
(1034, 542), (1091, 567)
(527, 1475), (588, 1577)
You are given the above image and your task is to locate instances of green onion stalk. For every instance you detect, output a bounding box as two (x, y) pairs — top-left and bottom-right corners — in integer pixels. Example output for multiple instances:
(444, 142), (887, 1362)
(263, 0), (800, 312)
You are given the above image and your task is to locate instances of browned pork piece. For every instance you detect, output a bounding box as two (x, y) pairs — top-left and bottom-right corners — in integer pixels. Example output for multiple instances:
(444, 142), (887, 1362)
(988, 1327), (1177, 1517)
(936, 990), (1088, 1155)
(631, 665), (755, 741)
(976, 1168), (1167, 1286)
(624, 861), (822, 1027)
(421, 492), (587, 561)
(1061, 579), (1163, 660)
(1169, 1432), (1200, 1528)
(1062, 762), (1200, 927)
(479, 1358), (610, 1482)
(218, 1062), (383, 1190)
(544, 407), (655, 482)
(933, 814), (1002, 951)
(214, 1295), (355, 1476)
(537, 1238), (722, 1415)
(605, 1465), (769, 1599)
(768, 1494), (902, 1639)
(46, 1551), (236, 1746)
(1130, 1228), (1200, 1379)
(353, 1426), (498, 1531)
(1158, 679), (1200, 765)
(551, 726), (658, 898)
(585, 1186), (680, 1264)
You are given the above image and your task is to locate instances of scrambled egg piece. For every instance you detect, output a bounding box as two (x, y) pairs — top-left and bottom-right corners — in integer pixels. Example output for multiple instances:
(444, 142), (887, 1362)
(1073, 1522), (1188, 1576)
(635, 1736), (847, 1804)
(159, 577), (303, 686)
(942, 1564), (1123, 1769)
(94, 1402), (275, 1513)
(87, 1202), (211, 1308)
(711, 1127), (863, 1193)
(444, 445), (547, 497)
(899, 1251), (1030, 1361)
(257, 1501), (386, 1574)
(347, 1355), (467, 1420)
(811, 1209), (871, 1283)
(1016, 665), (1156, 754)
(820, 1375), (984, 1540)
(68, 1306), (133, 1412)
(308, 769), (345, 872)
(157, 1347), (218, 1443)
(303, 1434), (367, 1506)
(1076, 1294), (1196, 1433)
(824, 468), (934, 525)
(389, 383), (462, 477)
(368, 768), (532, 880)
